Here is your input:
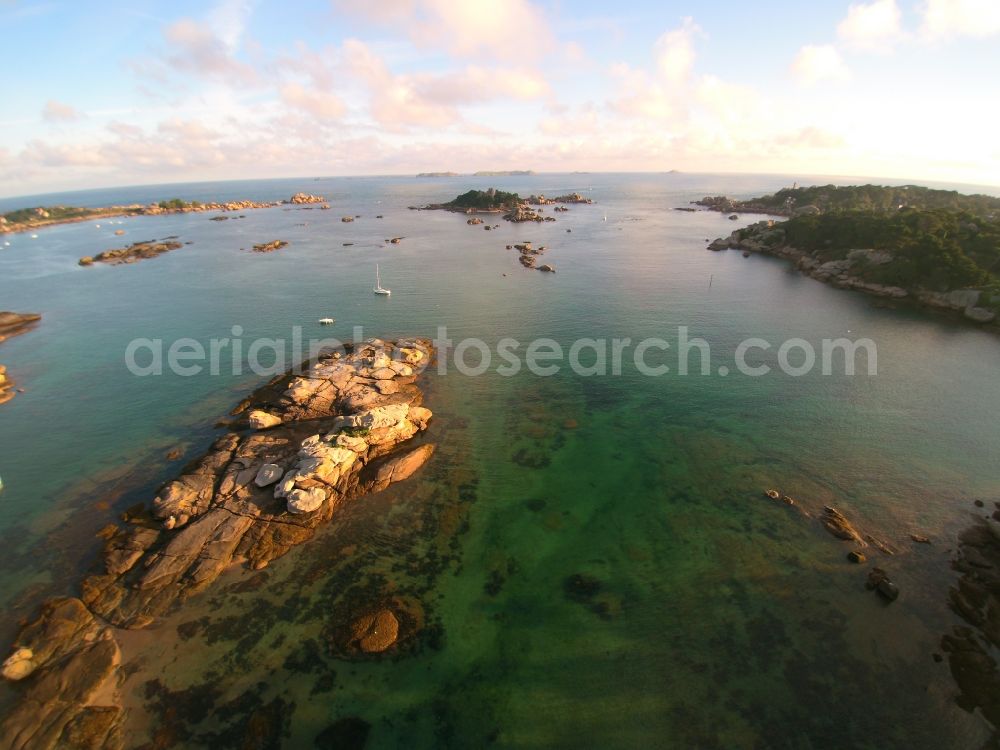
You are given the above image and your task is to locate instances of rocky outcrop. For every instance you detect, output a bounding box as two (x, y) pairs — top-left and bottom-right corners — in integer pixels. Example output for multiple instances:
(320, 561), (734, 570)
(0, 598), (123, 750)
(552, 193), (593, 204)
(288, 193), (326, 205)
(1, 338), (437, 745)
(80, 239), (183, 266)
(0, 311), (41, 343)
(0, 312), (41, 404)
(503, 205), (546, 223)
(821, 506), (865, 544)
(76, 337), (435, 630)
(251, 240), (288, 253)
(508, 242), (557, 273)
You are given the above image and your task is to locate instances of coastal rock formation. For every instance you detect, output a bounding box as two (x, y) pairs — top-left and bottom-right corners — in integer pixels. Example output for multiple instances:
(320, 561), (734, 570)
(0, 311), (41, 343)
(503, 205), (545, 223)
(707, 221), (999, 329)
(0, 597), (123, 750)
(80, 239), (183, 266)
(0, 312), (42, 404)
(78, 337), (435, 629)
(1, 338), (436, 747)
(821, 506), (865, 543)
(251, 240), (288, 253)
(288, 192), (326, 204)
(509, 242), (556, 273)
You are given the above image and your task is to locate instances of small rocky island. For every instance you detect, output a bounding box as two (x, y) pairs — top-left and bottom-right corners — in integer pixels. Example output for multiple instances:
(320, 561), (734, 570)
(416, 188), (593, 223)
(79, 238), (184, 266)
(287, 192), (326, 205)
(507, 242), (555, 272)
(0, 311), (41, 405)
(0, 337), (436, 748)
(707, 189), (1000, 328)
(251, 240), (289, 253)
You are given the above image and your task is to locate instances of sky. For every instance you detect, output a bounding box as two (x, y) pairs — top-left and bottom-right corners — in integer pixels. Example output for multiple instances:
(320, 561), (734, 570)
(1, 0), (999, 197)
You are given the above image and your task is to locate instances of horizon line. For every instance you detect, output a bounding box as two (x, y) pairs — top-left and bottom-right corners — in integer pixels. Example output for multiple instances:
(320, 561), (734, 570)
(2, 169), (1000, 207)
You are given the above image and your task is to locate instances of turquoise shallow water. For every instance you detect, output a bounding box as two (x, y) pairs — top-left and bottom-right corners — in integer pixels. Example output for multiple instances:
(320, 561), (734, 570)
(1, 173), (999, 747)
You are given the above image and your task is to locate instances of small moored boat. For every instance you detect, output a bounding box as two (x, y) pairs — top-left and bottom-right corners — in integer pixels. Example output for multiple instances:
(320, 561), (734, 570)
(373, 264), (391, 296)
(318, 318), (335, 325)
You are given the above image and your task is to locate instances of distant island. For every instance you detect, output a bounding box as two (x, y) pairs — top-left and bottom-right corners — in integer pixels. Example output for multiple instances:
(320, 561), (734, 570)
(0, 193), (326, 235)
(472, 170), (535, 177)
(706, 184), (1000, 327)
(414, 170), (535, 178)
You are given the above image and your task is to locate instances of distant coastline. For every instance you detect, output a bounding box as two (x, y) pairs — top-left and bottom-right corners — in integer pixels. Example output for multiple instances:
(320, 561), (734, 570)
(0, 193), (326, 235)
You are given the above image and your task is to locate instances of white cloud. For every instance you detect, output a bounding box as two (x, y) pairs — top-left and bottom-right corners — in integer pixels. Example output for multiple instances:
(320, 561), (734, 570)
(206, 0), (256, 52)
(608, 17), (703, 123)
(837, 0), (903, 50)
(337, 0), (554, 61)
(654, 17), (701, 84)
(341, 39), (549, 130)
(163, 18), (257, 83)
(279, 83), (347, 119)
(42, 100), (82, 122)
(919, 0), (1000, 39)
(790, 45), (851, 85)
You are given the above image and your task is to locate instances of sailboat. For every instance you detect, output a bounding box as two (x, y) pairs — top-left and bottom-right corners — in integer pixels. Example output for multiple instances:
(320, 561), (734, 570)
(373, 264), (391, 296)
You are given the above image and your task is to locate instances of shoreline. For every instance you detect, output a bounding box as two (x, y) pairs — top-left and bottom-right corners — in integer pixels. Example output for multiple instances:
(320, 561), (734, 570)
(0, 313), (42, 405)
(0, 193), (326, 236)
(708, 224), (1000, 336)
(0, 337), (437, 749)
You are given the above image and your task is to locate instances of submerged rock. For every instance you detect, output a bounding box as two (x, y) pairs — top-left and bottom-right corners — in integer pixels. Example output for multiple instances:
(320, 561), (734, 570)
(82, 239), (182, 266)
(821, 506), (865, 545)
(350, 609), (400, 653)
(251, 240), (288, 253)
